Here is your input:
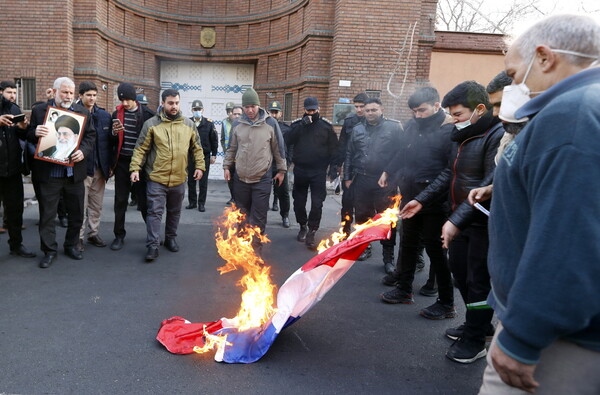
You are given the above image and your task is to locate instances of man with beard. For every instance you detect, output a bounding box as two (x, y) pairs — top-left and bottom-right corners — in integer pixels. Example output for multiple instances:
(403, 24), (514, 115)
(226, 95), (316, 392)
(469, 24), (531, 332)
(378, 87), (455, 319)
(130, 89), (205, 262)
(286, 97), (338, 249)
(38, 115), (80, 160)
(110, 83), (155, 251)
(400, 81), (504, 363)
(27, 77), (96, 268)
(344, 98), (401, 272)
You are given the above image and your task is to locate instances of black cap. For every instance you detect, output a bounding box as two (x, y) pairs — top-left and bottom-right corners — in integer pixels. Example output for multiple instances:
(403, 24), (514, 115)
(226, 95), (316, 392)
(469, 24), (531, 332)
(54, 115), (80, 135)
(268, 101), (282, 111)
(117, 83), (136, 101)
(191, 99), (203, 109)
(304, 97), (318, 110)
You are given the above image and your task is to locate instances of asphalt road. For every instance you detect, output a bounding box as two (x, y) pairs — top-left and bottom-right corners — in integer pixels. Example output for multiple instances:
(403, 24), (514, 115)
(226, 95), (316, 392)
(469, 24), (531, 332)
(0, 180), (486, 394)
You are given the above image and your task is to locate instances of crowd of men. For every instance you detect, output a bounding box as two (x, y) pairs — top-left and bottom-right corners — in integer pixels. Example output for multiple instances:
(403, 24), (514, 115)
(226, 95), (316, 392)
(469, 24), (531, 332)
(1, 14), (598, 393)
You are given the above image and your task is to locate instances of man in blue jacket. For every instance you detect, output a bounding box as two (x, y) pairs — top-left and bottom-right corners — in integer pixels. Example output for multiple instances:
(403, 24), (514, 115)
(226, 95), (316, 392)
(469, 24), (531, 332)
(479, 15), (600, 394)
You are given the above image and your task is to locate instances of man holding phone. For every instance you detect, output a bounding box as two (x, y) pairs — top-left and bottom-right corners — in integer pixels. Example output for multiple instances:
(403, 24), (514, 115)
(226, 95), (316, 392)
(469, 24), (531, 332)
(109, 83), (155, 251)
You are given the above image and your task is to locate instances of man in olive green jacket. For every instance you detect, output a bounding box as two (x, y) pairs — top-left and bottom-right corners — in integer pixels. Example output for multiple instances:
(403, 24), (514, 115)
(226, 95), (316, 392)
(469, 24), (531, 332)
(130, 89), (205, 262)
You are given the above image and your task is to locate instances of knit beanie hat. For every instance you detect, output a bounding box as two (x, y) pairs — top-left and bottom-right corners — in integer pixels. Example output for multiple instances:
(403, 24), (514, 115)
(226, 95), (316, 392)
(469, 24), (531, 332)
(117, 83), (137, 101)
(242, 88), (260, 107)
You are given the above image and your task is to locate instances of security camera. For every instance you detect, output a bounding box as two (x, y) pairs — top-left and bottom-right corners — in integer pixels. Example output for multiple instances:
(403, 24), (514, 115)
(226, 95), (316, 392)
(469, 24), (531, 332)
(102, 84), (108, 91)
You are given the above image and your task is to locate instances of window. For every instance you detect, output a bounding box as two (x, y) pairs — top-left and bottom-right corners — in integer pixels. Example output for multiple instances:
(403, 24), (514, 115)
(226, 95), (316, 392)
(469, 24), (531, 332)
(283, 92), (293, 122)
(365, 90), (381, 99)
(17, 78), (36, 110)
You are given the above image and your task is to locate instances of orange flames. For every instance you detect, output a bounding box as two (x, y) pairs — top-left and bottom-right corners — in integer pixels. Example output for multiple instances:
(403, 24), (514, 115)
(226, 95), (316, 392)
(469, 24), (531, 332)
(194, 206), (277, 354)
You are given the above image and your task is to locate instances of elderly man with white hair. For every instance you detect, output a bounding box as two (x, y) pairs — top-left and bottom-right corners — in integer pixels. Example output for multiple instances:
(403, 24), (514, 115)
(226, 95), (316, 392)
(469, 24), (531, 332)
(27, 77), (95, 268)
(480, 14), (600, 394)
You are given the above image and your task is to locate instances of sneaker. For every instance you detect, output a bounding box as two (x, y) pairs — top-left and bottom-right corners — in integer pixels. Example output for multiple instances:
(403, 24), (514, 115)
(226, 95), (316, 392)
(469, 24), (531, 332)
(380, 288), (414, 304)
(297, 225), (307, 242)
(358, 245), (372, 261)
(420, 301), (457, 320)
(271, 201), (279, 211)
(419, 282), (438, 297)
(445, 323), (496, 342)
(446, 337), (487, 364)
(305, 229), (317, 250)
(381, 273), (400, 286)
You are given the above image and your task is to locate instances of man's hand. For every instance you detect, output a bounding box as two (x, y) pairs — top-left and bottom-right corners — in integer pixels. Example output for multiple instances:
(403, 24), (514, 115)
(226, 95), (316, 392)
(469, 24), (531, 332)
(193, 169), (204, 180)
(490, 342), (539, 393)
(0, 114), (13, 127)
(35, 125), (50, 138)
(378, 172), (388, 188)
(69, 150), (84, 163)
(441, 220), (460, 249)
(210, 156), (216, 165)
(345, 180), (352, 189)
(399, 200), (422, 219)
(273, 171), (285, 186)
(468, 185), (493, 205)
(224, 169), (231, 181)
(130, 171), (139, 182)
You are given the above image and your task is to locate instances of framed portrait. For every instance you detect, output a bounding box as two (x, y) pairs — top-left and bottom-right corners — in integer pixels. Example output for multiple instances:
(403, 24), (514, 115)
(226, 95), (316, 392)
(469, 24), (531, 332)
(332, 103), (355, 126)
(35, 107), (87, 167)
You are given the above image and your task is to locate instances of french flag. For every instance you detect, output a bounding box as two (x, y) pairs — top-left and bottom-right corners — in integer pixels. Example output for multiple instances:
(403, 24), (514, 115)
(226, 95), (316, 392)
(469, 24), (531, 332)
(156, 216), (393, 363)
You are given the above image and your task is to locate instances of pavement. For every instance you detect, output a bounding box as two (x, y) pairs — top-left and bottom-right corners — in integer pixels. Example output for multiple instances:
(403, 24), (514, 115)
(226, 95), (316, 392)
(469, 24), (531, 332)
(0, 179), (486, 394)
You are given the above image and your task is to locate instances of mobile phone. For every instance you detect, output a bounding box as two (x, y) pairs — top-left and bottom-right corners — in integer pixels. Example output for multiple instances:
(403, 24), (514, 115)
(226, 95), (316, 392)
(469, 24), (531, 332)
(112, 118), (124, 134)
(12, 114), (26, 123)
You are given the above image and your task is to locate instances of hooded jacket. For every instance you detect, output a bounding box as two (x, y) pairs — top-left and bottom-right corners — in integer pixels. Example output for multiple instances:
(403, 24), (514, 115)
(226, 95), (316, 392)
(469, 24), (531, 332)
(222, 108), (287, 183)
(129, 111), (205, 187)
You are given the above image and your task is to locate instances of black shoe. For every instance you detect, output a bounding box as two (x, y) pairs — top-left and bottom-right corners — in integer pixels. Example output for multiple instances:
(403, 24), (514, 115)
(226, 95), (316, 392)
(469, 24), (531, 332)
(271, 202), (279, 211)
(282, 216), (290, 228)
(420, 301), (457, 320)
(64, 247), (83, 260)
(164, 238), (179, 252)
(380, 288), (414, 304)
(198, 204), (205, 212)
(297, 225), (307, 242)
(382, 247), (395, 274)
(381, 273), (400, 286)
(305, 229), (317, 250)
(10, 245), (37, 258)
(129, 199), (137, 207)
(39, 252), (57, 268)
(358, 245), (372, 261)
(342, 222), (352, 239)
(226, 198), (235, 206)
(145, 247), (159, 262)
(445, 323), (496, 342)
(87, 235), (107, 248)
(419, 282), (438, 297)
(59, 217), (68, 228)
(76, 238), (85, 252)
(186, 202), (197, 209)
(110, 238), (124, 251)
(416, 254), (426, 272)
(384, 262), (395, 275)
(446, 337), (487, 364)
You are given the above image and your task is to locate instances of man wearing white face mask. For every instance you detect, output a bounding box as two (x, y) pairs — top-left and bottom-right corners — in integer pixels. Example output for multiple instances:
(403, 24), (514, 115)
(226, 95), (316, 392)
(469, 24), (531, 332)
(479, 15), (600, 394)
(186, 100), (218, 212)
(400, 81), (504, 364)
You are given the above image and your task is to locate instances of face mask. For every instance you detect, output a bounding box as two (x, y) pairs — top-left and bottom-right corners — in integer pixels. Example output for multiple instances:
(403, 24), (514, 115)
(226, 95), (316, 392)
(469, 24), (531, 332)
(455, 110), (476, 131)
(193, 110), (202, 118)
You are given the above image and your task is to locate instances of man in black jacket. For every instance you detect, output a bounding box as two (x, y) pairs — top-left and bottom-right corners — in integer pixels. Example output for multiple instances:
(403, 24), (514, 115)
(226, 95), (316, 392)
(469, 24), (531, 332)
(379, 87), (455, 320)
(286, 97), (338, 249)
(268, 100), (291, 228)
(344, 98), (401, 271)
(0, 87), (36, 258)
(28, 77), (96, 268)
(186, 99), (218, 212)
(400, 81), (504, 364)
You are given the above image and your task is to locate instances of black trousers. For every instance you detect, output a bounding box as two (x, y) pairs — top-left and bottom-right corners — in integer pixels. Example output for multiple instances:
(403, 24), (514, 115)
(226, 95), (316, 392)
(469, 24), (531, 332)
(187, 153), (211, 205)
(0, 173), (25, 250)
(233, 171), (272, 234)
(38, 177), (84, 252)
(271, 170), (290, 217)
(113, 155), (146, 239)
(397, 212), (453, 305)
(353, 174), (397, 248)
(449, 225), (493, 341)
(341, 179), (354, 226)
(292, 168), (326, 230)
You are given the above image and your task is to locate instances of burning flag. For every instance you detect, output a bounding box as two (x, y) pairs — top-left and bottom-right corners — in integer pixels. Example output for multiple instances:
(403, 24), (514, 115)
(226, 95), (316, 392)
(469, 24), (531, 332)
(157, 200), (400, 363)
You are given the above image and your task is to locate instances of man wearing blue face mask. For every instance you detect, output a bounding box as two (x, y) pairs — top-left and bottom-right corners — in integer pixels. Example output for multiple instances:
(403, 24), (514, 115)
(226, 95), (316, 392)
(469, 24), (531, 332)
(186, 100), (218, 212)
(479, 15), (600, 394)
(400, 81), (504, 364)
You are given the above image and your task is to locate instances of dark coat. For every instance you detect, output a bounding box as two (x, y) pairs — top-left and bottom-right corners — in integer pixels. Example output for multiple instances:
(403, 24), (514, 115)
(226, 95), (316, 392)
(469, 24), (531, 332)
(415, 111), (504, 229)
(111, 103), (156, 166)
(335, 113), (363, 166)
(87, 104), (113, 179)
(0, 98), (27, 177)
(190, 116), (218, 157)
(286, 115), (338, 171)
(27, 101), (96, 184)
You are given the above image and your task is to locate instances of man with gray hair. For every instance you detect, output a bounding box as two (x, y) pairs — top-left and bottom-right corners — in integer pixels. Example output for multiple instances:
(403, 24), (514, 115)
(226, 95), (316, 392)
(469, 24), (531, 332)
(480, 14), (600, 393)
(27, 77), (95, 268)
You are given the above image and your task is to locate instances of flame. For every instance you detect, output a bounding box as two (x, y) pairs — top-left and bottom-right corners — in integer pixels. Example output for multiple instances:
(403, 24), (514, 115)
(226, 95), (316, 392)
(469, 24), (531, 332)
(317, 195), (402, 253)
(193, 325), (232, 354)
